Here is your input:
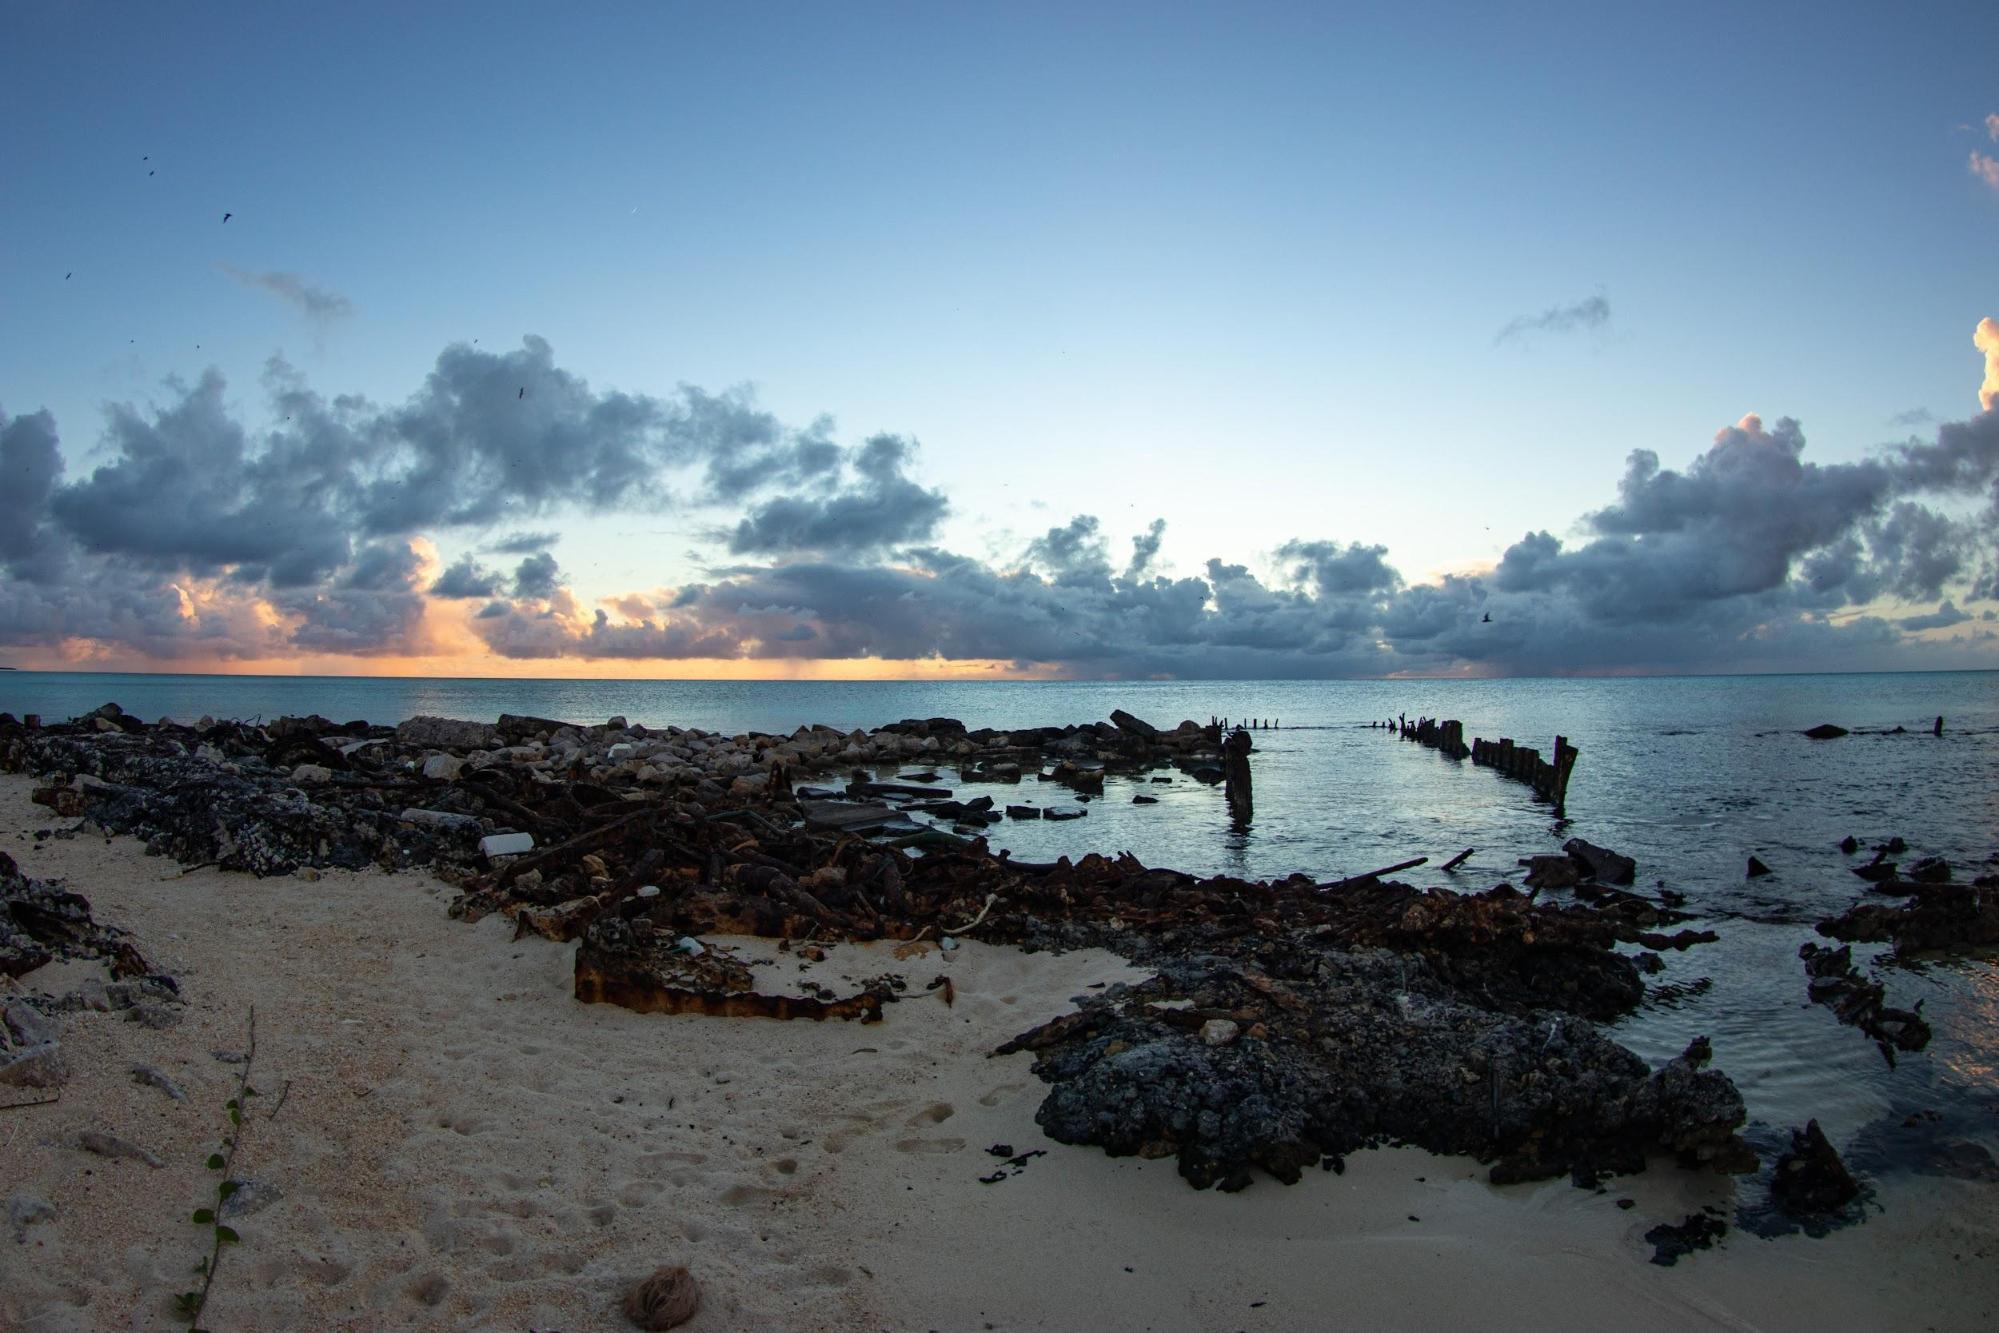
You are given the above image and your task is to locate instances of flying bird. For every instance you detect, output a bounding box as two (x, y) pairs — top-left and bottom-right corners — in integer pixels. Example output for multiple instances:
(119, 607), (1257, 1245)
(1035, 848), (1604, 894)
(65, 272), (71, 279)
(518, 387), (525, 399)
(1482, 612), (1491, 623)
(222, 212), (232, 223)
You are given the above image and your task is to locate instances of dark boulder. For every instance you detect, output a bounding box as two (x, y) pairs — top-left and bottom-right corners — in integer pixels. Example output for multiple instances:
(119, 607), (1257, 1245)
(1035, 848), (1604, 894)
(1803, 723), (1849, 739)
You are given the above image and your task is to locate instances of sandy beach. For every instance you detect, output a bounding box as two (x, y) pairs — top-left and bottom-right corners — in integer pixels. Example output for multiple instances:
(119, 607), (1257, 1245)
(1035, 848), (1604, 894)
(3, 770), (1995, 1331)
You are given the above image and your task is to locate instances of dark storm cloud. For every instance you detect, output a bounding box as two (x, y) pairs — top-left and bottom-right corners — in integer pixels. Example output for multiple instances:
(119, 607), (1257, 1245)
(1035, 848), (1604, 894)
(429, 557), (505, 599)
(1890, 407), (1935, 428)
(221, 266), (355, 324)
(726, 433), (948, 555)
(0, 409), (66, 581)
(1493, 294), (1610, 346)
(7, 330), (1999, 674)
(512, 551), (561, 599)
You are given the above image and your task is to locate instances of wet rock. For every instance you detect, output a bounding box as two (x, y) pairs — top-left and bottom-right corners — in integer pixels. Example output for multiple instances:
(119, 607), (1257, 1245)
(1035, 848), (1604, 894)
(1746, 856), (1771, 878)
(1771, 1120), (1859, 1215)
(1007, 805), (1042, 820)
(1839, 835), (1859, 855)
(1563, 838), (1635, 886)
(1001, 956), (1750, 1191)
(1132, 794), (1159, 805)
(1044, 807), (1087, 821)
(1803, 723), (1849, 739)
(1645, 1208), (1728, 1264)
(1523, 855), (1581, 890)
(1908, 857), (1950, 884)
(1797, 942), (1931, 1061)
(1817, 884), (1999, 952)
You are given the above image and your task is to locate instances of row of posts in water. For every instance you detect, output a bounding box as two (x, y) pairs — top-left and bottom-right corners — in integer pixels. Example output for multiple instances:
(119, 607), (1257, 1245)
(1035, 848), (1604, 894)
(1376, 714), (1579, 819)
(1211, 716), (1277, 730)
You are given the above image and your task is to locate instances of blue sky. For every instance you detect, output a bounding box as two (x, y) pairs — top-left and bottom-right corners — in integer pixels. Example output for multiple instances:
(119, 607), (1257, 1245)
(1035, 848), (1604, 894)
(2, 2), (1996, 676)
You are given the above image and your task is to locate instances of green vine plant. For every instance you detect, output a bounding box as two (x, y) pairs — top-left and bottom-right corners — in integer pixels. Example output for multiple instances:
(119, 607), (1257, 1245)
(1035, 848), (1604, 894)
(173, 1008), (258, 1332)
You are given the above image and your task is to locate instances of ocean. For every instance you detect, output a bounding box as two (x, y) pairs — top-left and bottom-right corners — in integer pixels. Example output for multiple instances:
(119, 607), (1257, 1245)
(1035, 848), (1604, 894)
(4, 669), (1997, 1186)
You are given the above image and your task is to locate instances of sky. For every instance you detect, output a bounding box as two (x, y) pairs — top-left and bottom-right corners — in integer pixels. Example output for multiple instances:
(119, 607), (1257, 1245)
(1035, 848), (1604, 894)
(2, 0), (1997, 679)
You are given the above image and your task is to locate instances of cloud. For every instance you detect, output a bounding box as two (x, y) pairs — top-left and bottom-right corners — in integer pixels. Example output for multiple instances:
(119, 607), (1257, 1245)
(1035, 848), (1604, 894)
(1977, 317), (1999, 412)
(222, 266), (355, 324)
(485, 531), (560, 554)
(1494, 294), (1611, 346)
(1988, 113), (1999, 140)
(726, 433), (948, 555)
(1973, 152), (1999, 191)
(429, 557), (504, 599)
(1897, 600), (1969, 632)
(1889, 407), (1934, 428)
(512, 551), (560, 599)
(8, 325), (1999, 677)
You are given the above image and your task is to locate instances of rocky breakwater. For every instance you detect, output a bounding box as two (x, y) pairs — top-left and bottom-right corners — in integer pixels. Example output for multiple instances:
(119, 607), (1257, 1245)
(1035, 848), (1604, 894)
(0, 705), (1755, 1195)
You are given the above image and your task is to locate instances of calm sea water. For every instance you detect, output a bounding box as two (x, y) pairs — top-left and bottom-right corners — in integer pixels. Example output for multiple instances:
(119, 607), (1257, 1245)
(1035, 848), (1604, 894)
(5, 669), (1997, 1176)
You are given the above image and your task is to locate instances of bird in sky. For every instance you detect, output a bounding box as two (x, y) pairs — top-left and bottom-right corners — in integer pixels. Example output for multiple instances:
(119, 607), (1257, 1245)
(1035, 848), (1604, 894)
(1482, 612), (1491, 623)
(518, 387), (525, 399)
(64, 272), (71, 279)
(222, 212), (232, 223)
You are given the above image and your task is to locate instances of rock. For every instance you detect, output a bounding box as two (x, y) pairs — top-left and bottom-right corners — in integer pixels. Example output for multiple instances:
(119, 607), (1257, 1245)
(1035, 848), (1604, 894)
(131, 1063), (187, 1099)
(1044, 807), (1087, 821)
(1645, 1209), (1728, 1265)
(401, 808), (480, 831)
(1522, 854), (1580, 890)
(1007, 805), (1042, 820)
(77, 1129), (163, 1167)
(1190, 765), (1224, 784)
(1200, 1019), (1240, 1047)
(1110, 709), (1159, 741)
(1771, 1120), (1859, 1215)
(1746, 856), (1772, 878)
(0, 1042), (67, 1088)
(126, 1002), (183, 1030)
(1132, 794), (1159, 805)
(479, 831), (535, 858)
(421, 753), (464, 781)
(396, 715), (499, 749)
(289, 764), (333, 785)
(1839, 835), (1859, 854)
(1908, 857), (1951, 884)
(1803, 723), (1849, 739)
(1563, 838), (1635, 885)
(220, 1177), (285, 1218)
(293, 865), (322, 882)
(3, 1001), (58, 1047)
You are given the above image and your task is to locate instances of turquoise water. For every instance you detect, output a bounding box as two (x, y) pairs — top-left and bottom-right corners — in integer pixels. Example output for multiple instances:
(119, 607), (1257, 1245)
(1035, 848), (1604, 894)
(5, 668), (1998, 1172)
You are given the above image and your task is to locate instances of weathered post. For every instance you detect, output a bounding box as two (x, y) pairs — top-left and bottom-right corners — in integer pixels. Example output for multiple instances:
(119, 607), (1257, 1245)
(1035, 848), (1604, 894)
(1223, 726), (1253, 829)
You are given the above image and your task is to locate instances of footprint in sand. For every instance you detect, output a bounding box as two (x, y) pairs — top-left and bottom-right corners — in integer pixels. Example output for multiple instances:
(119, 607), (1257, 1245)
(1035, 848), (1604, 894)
(977, 1082), (1026, 1108)
(894, 1137), (967, 1155)
(904, 1102), (956, 1127)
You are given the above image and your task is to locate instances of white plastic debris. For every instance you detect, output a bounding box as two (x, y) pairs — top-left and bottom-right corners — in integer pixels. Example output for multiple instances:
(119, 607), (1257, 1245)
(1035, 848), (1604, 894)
(939, 936), (959, 951)
(478, 831), (535, 858)
(674, 936), (706, 957)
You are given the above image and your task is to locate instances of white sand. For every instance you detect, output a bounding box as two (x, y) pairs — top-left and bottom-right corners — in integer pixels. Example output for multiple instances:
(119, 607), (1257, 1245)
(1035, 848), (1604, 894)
(2, 771), (1993, 1331)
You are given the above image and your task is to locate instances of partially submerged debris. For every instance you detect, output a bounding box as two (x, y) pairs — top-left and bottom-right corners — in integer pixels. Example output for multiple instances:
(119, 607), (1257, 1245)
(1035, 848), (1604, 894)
(1, 708), (1749, 1196)
(1798, 943), (1931, 1064)
(1771, 1120), (1860, 1216)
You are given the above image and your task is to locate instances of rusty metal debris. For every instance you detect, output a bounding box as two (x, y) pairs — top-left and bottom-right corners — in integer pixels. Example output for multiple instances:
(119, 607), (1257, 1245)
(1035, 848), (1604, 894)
(0, 704), (1752, 1191)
